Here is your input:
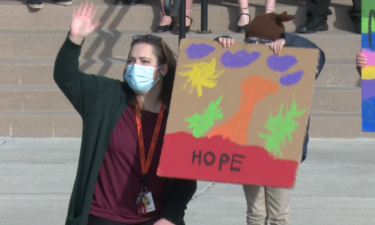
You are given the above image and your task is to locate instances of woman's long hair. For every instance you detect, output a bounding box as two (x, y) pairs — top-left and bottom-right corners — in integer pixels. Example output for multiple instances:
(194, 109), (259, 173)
(122, 36), (177, 110)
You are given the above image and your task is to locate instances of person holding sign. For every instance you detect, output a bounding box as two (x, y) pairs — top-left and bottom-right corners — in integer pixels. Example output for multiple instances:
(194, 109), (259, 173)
(54, 2), (197, 225)
(215, 12), (325, 225)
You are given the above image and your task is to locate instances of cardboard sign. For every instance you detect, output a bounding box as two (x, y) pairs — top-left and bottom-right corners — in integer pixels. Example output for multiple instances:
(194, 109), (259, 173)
(157, 39), (319, 188)
(361, 0), (375, 132)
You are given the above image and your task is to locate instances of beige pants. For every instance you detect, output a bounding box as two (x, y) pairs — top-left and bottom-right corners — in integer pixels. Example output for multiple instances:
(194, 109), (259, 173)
(243, 185), (290, 225)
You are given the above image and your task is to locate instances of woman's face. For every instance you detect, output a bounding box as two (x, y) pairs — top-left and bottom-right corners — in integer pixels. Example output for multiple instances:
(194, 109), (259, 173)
(127, 43), (166, 81)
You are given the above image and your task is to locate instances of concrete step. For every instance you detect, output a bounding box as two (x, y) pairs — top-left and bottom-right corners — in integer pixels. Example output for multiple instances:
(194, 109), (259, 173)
(315, 58), (360, 87)
(0, 57), (125, 86)
(0, 57), (361, 87)
(0, 29), (360, 58)
(311, 87), (361, 112)
(1, 112), (375, 138)
(0, 112), (81, 137)
(0, 86), (362, 112)
(0, 194), (69, 225)
(310, 113), (375, 138)
(0, 0), (356, 32)
(0, 88), (73, 111)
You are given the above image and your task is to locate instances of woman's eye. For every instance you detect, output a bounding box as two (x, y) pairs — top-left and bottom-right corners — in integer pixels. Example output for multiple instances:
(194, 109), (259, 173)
(142, 60), (149, 64)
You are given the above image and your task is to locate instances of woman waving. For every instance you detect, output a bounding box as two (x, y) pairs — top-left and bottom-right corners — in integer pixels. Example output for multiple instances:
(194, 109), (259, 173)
(54, 2), (197, 225)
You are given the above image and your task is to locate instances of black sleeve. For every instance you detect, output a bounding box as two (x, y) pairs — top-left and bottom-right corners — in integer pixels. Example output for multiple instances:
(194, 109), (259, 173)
(53, 34), (118, 117)
(284, 32), (326, 80)
(161, 179), (197, 224)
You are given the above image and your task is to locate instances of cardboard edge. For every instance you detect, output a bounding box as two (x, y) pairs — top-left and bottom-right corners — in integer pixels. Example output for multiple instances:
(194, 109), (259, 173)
(178, 38), (188, 52)
(292, 48), (320, 189)
(156, 173), (295, 188)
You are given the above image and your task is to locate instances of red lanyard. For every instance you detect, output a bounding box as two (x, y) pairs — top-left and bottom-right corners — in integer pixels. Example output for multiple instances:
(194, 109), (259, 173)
(135, 102), (164, 176)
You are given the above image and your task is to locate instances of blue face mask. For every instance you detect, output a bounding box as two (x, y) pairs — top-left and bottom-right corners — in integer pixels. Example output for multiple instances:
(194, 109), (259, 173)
(124, 64), (163, 93)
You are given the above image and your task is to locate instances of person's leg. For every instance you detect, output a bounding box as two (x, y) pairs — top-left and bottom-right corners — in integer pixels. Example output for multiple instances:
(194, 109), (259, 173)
(348, 0), (361, 34)
(154, 0), (174, 33)
(265, 187), (291, 225)
(296, 0), (331, 33)
(243, 185), (267, 225)
(173, 0), (194, 34)
(265, 0), (276, 13)
(306, 0), (331, 17)
(158, 0), (173, 26)
(185, 0), (193, 27)
(237, 0), (250, 26)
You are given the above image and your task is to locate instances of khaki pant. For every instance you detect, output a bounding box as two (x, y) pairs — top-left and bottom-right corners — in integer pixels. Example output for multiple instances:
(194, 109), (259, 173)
(243, 185), (291, 225)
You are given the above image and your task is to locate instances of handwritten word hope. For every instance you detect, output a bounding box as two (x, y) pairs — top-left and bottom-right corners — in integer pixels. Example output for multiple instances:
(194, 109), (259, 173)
(192, 150), (245, 172)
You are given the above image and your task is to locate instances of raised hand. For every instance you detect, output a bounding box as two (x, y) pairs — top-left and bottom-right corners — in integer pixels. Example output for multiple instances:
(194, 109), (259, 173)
(69, 1), (100, 45)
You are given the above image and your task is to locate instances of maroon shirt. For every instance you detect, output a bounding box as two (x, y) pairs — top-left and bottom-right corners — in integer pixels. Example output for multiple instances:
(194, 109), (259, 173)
(90, 106), (168, 224)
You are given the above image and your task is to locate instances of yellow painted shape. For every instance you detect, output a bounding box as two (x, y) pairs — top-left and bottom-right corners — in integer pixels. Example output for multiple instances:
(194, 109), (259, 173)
(362, 66), (375, 80)
(178, 58), (224, 97)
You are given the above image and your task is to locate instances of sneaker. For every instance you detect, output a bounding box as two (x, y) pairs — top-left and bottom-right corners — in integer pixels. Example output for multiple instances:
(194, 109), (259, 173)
(27, 0), (43, 9)
(50, 0), (72, 6)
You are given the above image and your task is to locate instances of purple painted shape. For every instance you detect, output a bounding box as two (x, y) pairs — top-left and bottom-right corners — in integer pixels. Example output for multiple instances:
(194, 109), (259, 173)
(267, 55), (298, 72)
(220, 50), (261, 68)
(362, 79), (375, 100)
(279, 70), (304, 86)
(362, 49), (375, 66)
(185, 43), (215, 59)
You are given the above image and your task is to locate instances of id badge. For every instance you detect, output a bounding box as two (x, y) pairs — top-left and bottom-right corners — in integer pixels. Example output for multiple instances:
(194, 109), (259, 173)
(144, 192), (156, 213)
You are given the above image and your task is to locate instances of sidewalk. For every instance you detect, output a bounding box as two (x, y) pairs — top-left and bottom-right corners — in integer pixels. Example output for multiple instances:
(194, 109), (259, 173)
(1, 137), (375, 225)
